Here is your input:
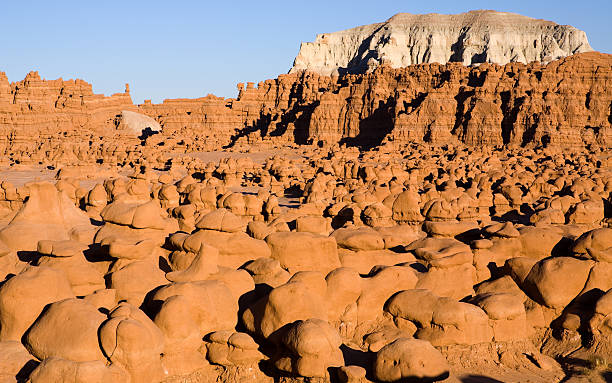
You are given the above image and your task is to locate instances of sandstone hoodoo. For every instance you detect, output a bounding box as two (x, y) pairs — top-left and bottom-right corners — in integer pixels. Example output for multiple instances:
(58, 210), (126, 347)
(0, 8), (611, 383)
(290, 10), (593, 75)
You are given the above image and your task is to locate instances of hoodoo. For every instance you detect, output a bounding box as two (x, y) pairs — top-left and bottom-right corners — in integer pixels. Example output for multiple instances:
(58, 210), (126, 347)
(0, 7), (611, 383)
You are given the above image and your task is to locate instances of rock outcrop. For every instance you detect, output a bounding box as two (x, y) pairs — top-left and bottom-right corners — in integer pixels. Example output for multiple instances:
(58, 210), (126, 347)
(290, 10), (593, 75)
(224, 52), (612, 148)
(0, 34), (609, 169)
(0, 141), (608, 382)
(116, 110), (161, 136)
(0, 9), (610, 383)
(0, 71), (134, 135)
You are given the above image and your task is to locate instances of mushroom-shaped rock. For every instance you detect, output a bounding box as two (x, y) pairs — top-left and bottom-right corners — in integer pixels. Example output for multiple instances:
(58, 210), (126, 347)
(195, 208), (246, 232)
(275, 319), (344, 378)
(24, 298), (106, 362)
(0, 182), (92, 252)
(523, 257), (592, 309)
(0, 266), (74, 341)
(99, 303), (165, 383)
(242, 279), (328, 339)
(374, 338), (449, 382)
(332, 226), (385, 251)
(423, 199), (458, 221)
(206, 331), (264, 366)
(392, 190), (423, 223)
(572, 228), (612, 263)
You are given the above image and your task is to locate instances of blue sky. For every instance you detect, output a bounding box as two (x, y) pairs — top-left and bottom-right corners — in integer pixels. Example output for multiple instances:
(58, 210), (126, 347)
(1, 0), (610, 104)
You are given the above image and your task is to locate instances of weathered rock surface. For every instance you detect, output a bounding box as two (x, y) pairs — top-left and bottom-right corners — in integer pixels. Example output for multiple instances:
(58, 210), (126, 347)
(0, 11), (609, 383)
(1, 53), (610, 161)
(234, 52), (612, 148)
(116, 110), (161, 136)
(290, 10), (593, 75)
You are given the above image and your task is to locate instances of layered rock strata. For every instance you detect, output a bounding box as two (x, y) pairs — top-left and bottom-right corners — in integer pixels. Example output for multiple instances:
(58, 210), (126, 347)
(205, 52), (611, 148)
(0, 52), (610, 164)
(290, 10), (594, 75)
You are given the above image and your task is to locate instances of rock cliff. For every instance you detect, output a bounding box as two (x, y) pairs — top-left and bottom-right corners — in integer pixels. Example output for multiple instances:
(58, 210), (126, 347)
(0, 52), (610, 162)
(0, 71), (135, 136)
(0, 72), (143, 166)
(194, 51), (607, 149)
(290, 10), (593, 75)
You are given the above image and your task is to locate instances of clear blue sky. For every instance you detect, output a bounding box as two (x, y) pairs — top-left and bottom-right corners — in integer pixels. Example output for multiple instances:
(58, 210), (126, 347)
(2, 0), (610, 104)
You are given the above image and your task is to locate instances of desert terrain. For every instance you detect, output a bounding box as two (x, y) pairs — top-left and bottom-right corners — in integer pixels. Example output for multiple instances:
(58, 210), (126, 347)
(0, 10), (610, 383)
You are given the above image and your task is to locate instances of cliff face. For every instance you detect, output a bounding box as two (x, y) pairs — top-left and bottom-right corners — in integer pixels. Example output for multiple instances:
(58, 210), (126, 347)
(219, 52), (610, 149)
(290, 10), (593, 75)
(0, 71), (140, 166)
(0, 71), (135, 136)
(0, 53), (610, 155)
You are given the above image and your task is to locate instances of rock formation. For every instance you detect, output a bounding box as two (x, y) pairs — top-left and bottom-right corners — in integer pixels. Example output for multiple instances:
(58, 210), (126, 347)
(0, 141), (608, 382)
(0, 71), (134, 135)
(116, 110), (161, 136)
(290, 10), (593, 75)
(0, 8), (610, 383)
(136, 52), (612, 150)
(0, 52), (610, 163)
